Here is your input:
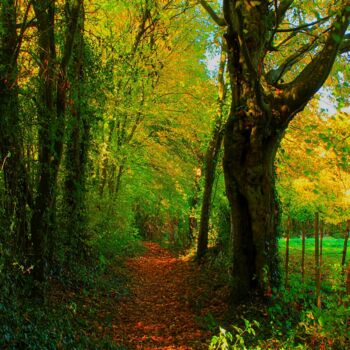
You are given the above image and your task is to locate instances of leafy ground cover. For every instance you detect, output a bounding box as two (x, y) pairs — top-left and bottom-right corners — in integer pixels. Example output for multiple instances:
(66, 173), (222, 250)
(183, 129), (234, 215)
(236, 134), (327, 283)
(2, 239), (349, 349)
(92, 242), (227, 349)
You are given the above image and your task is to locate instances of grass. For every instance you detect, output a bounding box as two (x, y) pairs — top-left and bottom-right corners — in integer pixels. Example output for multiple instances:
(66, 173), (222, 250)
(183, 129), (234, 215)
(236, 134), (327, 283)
(279, 236), (348, 285)
(279, 236), (347, 261)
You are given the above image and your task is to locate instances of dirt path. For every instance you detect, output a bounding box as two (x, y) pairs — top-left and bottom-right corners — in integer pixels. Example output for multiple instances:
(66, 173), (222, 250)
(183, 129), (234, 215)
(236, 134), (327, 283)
(112, 242), (218, 349)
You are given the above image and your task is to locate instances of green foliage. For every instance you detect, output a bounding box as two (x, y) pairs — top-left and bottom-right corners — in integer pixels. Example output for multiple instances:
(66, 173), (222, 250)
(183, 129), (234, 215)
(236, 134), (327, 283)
(210, 281), (350, 349)
(0, 299), (122, 350)
(207, 234), (350, 349)
(277, 108), (350, 226)
(2, 0), (350, 347)
(210, 319), (260, 350)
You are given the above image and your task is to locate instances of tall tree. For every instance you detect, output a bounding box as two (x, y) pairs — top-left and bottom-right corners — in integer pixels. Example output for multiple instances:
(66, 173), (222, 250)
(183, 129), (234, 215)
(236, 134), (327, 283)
(63, 2), (91, 263)
(200, 0), (350, 301)
(30, 0), (83, 283)
(196, 41), (227, 260)
(0, 0), (32, 257)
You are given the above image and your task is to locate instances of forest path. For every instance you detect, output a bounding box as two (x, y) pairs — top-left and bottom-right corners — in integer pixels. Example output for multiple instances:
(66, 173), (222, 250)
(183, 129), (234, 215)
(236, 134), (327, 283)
(112, 242), (218, 350)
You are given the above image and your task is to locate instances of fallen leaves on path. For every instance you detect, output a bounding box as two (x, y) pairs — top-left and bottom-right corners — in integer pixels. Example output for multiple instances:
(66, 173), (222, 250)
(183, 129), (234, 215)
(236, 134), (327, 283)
(110, 242), (226, 349)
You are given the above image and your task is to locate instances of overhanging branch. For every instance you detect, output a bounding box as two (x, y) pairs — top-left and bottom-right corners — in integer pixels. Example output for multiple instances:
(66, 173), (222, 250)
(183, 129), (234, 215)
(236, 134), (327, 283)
(266, 37), (319, 84)
(199, 0), (226, 26)
(277, 15), (332, 33)
(274, 0), (294, 28)
(281, 3), (350, 116)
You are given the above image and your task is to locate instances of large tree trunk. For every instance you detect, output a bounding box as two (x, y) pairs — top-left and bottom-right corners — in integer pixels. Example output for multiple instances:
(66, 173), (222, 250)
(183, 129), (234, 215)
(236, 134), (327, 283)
(222, 2), (283, 300)
(223, 114), (282, 300)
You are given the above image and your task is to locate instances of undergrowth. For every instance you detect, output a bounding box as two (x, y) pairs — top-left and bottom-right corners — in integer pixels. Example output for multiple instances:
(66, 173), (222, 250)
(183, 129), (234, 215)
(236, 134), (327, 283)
(0, 223), (142, 349)
(209, 275), (350, 349)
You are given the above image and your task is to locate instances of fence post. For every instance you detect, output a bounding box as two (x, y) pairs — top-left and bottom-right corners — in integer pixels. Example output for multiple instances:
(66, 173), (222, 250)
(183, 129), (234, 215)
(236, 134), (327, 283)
(346, 259), (350, 296)
(341, 220), (350, 268)
(315, 212), (321, 308)
(285, 217), (291, 289)
(301, 222), (306, 284)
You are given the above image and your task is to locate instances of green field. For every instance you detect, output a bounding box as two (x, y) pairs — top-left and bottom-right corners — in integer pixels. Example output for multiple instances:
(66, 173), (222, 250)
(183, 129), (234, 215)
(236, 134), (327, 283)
(279, 237), (348, 287)
(279, 236), (347, 260)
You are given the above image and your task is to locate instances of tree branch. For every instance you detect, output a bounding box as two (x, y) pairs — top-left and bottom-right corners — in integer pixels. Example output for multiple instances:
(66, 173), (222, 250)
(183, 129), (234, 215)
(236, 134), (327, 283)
(281, 4), (350, 116)
(12, 0), (33, 66)
(61, 0), (83, 72)
(266, 37), (319, 84)
(277, 15), (332, 33)
(16, 18), (37, 29)
(235, 8), (270, 115)
(274, 0), (294, 28)
(340, 33), (350, 53)
(199, 0), (226, 26)
(266, 0), (294, 51)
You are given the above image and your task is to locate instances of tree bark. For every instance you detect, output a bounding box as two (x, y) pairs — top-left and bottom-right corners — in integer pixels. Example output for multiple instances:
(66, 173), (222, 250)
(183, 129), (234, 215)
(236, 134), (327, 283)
(196, 125), (224, 260)
(223, 120), (282, 300)
(115, 162), (125, 195)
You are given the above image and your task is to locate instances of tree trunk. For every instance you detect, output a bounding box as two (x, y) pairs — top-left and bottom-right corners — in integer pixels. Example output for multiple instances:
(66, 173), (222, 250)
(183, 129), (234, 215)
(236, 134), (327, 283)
(99, 121), (115, 196)
(196, 42), (226, 261)
(0, 0), (31, 257)
(31, 0), (82, 284)
(221, 3), (286, 301)
(188, 167), (202, 242)
(63, 5), (89, 263)
(320, 220), (324, 271)
(30, 1), (58, 284)
(196, 125), (224, 260)
(115, 162), (125, 195)
(346, 259), (350, 296)
(223, 117), (282, 300)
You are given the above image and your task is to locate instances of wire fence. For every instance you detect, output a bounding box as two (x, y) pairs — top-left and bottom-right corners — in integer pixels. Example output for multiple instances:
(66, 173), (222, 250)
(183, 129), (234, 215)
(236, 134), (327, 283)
(279, 218), (349, 300)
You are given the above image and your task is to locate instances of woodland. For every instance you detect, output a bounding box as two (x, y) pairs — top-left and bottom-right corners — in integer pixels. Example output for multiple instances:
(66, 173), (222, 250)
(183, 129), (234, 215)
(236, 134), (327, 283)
(1, 0), (350, 349)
